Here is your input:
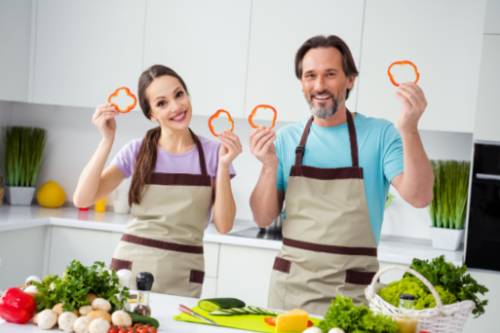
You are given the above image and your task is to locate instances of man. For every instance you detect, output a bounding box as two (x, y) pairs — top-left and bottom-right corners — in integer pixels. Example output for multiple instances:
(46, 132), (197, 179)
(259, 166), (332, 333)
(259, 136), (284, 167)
(249, 35), (433, 315)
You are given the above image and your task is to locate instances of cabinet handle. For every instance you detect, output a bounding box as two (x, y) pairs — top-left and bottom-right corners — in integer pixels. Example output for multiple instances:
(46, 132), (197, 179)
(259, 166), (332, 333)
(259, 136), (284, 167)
(476, 173), (500, 181)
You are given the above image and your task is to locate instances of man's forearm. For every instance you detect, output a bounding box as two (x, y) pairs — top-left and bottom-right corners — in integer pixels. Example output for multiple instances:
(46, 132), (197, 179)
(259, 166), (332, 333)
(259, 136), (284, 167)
(250, 166), (282, 227)
(399, 130), (434, 207)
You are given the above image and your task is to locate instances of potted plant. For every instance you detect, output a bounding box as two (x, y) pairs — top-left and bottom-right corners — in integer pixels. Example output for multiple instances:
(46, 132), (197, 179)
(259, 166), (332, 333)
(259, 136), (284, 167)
(429, 160), (470, 250)
(4, 126), (46, 205)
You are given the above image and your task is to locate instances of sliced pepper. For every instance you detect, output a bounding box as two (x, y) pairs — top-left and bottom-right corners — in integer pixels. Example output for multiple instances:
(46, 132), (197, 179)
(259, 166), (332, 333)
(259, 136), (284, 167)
(107, 86), (137, 113)
(387, 60), (420, 87)
(208, 109), (234, 137)
(263, 316), (313, 327)
(0, 287), (36, 324)
(248, 104), (277, 129)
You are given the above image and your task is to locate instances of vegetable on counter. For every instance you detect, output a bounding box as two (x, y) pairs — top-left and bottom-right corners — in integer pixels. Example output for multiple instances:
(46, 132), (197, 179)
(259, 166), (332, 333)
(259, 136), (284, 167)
(0, 287), (37, 324)
(379, 256), (488, 317)
(209, 306), (278, 316)
(198, 298), (246, 312)
(319, 295), (398, 333)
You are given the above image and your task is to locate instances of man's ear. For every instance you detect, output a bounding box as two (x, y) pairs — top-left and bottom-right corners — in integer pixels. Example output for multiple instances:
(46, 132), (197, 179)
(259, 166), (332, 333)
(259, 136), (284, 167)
(347, 75), (356, 90)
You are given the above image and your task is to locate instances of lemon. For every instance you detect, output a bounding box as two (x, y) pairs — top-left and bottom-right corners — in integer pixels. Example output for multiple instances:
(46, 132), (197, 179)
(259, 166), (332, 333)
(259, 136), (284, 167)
(37, 181), (66, 208)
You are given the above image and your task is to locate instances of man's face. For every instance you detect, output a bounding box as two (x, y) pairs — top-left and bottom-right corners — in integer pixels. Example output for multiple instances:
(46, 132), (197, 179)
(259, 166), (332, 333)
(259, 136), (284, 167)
(300, 47), (354, 119)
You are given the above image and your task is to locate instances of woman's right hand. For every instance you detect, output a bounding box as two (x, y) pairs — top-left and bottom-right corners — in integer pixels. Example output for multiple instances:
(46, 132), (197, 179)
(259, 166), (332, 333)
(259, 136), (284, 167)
(249, 127), (278, 169)
(92, 104), (117, 141)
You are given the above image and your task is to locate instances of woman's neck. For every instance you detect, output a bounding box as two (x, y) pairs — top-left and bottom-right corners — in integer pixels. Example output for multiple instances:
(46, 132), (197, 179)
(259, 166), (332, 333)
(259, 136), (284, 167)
(158, 127), (194, 153)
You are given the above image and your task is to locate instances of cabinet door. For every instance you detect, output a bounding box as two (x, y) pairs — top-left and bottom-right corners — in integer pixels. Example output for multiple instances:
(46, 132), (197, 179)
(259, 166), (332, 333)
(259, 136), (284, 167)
(217, 244), (278, 306)
(0, 0), (32, 102)
(245, 0), (365, 122)
(32, 0), (145, 108)
(143, 0), (251, 117)
(357, 0), (486, 132)
(474, 35), (500, 142)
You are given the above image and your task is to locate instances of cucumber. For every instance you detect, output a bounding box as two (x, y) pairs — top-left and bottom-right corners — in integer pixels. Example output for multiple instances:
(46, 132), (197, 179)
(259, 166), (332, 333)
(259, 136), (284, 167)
(210, 306), (278, 316)
(198, 298), (246, 312)
(126, 311), (160, 328)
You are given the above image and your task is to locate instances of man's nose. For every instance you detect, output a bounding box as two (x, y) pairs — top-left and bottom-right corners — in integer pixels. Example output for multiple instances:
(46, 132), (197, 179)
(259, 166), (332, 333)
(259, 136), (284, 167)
(314, 76), (326, 91)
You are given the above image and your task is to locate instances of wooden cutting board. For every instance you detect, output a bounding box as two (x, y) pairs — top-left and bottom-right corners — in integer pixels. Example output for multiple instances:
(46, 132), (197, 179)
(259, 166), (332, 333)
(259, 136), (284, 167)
(173, 306), (322, 333)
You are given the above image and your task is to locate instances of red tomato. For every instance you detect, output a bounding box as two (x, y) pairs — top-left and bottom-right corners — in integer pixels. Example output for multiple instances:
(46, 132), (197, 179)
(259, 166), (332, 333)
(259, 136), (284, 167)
(108, 326), (118, 333)
(264, 317), (276, 326)
(307, 320), (314, 327)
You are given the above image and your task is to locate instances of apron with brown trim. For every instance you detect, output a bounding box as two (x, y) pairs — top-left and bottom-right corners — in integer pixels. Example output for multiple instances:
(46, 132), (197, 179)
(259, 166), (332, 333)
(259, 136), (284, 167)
(111, 130), (212, 298)
(268, 112), (379, 315)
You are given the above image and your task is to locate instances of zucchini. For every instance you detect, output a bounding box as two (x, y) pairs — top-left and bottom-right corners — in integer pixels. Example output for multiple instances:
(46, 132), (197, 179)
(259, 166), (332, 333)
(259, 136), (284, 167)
(126, 311), (160, 328)
(210, 306), (278, 316)
(198, 298), (246, 312)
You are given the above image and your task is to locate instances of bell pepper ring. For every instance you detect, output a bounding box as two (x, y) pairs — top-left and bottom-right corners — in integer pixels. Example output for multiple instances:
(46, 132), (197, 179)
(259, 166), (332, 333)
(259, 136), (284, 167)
(208, 109), (235, 137)
(107, 86), (137, 113)
(248, 104), (277, 129)
(387, 60), (420, 87)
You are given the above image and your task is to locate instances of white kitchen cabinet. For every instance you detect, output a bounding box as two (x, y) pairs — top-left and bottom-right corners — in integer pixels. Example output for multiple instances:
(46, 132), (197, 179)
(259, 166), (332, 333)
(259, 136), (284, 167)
(484, 0), (500, 34)
(0, 227), (46, 290)
(0, 0), (32, 102)
(32, 0), (145, 108)
(357, 0), (486, 133)
(245, 0), (365, 122)
(216, 244), (278, 307)
(473, 35), (500, 142)
(143, 0), (251, 117)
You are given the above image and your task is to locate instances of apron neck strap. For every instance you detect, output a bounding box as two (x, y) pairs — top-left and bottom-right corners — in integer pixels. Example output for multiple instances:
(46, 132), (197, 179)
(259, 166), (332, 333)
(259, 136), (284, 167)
(294, 110), (359, 167)
(189, 129), (208, 177)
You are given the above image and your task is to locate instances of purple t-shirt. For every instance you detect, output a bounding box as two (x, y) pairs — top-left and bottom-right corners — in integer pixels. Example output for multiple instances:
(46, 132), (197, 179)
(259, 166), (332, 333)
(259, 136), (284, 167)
(112, 136), (235, 178)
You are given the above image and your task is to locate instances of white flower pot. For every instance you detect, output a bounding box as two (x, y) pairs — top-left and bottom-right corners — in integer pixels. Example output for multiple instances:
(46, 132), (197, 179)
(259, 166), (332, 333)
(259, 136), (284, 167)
(5, 186), (36, 206)
(430, 227), (464, 251)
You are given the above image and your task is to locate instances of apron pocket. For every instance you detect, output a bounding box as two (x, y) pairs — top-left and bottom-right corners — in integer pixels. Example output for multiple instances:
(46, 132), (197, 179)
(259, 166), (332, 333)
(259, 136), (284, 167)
(110, 258), (132, 271)
(189, 270), (205, 284)
(273, 256), (291, 273)
(345, 269), (375, 285)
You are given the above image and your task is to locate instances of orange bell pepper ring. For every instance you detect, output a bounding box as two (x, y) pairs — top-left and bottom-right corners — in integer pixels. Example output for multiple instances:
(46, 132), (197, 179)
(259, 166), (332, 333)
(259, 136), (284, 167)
(107, 86), (137, 113)
(387, 60), (420, 87)
(248, 104), (277, 129)
(208, 109), (234, 137)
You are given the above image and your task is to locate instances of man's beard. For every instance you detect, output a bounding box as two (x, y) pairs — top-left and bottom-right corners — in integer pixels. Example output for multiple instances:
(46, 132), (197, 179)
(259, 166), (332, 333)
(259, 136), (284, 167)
(309, 93), (339, 119)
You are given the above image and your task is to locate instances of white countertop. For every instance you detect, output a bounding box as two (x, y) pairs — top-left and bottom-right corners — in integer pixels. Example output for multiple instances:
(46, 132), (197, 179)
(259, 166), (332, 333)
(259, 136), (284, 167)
(0, 205), (464, 264)
(0, 292), (242, 333)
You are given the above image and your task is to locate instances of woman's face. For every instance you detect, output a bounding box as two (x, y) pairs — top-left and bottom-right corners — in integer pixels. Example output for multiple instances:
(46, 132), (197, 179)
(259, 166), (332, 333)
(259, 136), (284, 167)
(146, 75), (192, 131)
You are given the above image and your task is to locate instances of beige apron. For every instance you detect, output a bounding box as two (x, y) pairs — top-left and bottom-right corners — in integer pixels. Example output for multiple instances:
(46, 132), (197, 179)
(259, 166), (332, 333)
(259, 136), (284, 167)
(268, 112), (379, 315)
(111, 130), (212, 298)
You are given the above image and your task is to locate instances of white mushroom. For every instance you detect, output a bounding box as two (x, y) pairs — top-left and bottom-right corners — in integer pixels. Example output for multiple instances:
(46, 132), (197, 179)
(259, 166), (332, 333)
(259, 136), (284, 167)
(328, 328), (346, 333)
(111, 310), (132, 327)
(73, 316), (92, 333)
(25, 275), (41, 286)
(79, 305), (93, 316)
(303, 327), (322, 333)
(115, 269), (132, 288)
(36, 309), (58, 330)
(52, 303), (64, 315)
(23, 285), (38, 296)
(58, 311), (78, 332)
(91, 298), (111, 312)
(88, 318), (110, 333)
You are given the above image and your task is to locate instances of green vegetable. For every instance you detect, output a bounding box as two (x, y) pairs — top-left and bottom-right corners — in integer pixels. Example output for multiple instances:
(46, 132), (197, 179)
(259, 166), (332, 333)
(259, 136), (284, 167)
(319, 295), (398, 333)
(198, 298), (245, 312)
(126, 311), (160, 328)
(210, 306), (277, 316)
(32, 260), (129, 312)
(430, 160), (470, 229)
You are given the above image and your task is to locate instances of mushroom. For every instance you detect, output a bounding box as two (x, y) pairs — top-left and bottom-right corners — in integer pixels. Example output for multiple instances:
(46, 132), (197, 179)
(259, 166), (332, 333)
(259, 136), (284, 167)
(115, 269), (132, 288)
(79, 305), (93, 316)
(91, 298), (111, 312)
(58, 311), (78, 332)
(52, 303), (64, 316)
(111, 310), (132, 327)
(23, 285), (38, 296)
(87, 310), (111, 323)
(73, 316), (92, 333)
(25, 275), (41, 286)
(328, 328), (346, 333)
(88, 318), (110, 333)
(36, 309), (58, 330)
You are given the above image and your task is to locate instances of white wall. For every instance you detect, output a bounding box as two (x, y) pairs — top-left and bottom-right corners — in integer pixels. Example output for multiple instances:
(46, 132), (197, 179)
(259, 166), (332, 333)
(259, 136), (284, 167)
(0, 101), (14, 178)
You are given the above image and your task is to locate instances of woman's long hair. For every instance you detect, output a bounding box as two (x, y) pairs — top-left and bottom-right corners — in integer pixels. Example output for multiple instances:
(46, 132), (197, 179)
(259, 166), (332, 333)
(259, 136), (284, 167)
(128, 65), (189, 205)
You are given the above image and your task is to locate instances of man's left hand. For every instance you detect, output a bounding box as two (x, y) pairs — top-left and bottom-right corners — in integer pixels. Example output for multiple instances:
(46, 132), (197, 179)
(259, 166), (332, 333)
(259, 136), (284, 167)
(396, 82), (427, 133)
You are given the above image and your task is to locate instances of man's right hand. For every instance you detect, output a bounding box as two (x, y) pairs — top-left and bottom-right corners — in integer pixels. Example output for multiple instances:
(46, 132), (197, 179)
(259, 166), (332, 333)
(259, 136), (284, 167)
(249, 127), (278, 168)
(92, 104), (117, 141)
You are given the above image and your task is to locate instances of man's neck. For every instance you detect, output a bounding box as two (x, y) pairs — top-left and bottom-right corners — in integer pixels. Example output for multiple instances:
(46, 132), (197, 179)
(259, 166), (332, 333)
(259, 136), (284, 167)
(313, 106), (349, 127)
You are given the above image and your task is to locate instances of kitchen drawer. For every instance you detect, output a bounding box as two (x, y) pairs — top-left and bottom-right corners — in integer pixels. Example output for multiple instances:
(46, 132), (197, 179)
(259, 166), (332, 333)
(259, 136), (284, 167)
(204, 242), (219, 278)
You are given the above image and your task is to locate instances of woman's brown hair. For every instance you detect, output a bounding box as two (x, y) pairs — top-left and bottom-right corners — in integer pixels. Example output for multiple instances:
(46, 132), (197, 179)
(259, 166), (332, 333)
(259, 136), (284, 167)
(128, 65), (189, 205)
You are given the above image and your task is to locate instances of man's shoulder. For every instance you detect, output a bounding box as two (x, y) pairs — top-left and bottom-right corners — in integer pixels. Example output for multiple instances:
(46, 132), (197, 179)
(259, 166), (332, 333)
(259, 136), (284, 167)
(356, 113), (394, 129)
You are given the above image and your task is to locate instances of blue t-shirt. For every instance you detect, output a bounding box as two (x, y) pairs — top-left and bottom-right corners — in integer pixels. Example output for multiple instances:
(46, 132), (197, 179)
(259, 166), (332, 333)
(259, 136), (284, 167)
(275, 113), (404, 243)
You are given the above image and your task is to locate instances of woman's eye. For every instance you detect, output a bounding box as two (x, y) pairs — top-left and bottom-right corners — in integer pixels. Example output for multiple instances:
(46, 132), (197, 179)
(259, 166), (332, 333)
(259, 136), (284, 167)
(157, 100), (166, 107)
(176, 91), (184, 98)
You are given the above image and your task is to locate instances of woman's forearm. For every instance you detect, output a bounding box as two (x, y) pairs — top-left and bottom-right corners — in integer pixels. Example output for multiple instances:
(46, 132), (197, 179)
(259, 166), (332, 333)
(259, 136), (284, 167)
(212, 165), (236, 234)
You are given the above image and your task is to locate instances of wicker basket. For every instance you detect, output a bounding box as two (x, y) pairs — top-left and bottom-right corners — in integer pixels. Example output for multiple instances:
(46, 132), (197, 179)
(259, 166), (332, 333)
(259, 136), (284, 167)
(365, 265), (475, 333)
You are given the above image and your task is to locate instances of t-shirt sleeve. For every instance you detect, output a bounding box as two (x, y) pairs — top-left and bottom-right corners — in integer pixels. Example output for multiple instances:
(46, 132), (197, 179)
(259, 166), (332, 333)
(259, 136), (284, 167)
(275, 135), (285, 192)
(110, 140), (140, 178)
(382, 123), (404, 183)
(205, 140), (236, 178)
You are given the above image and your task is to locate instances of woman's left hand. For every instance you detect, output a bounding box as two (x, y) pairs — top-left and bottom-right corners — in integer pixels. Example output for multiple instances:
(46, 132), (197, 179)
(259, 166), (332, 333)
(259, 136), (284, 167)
(219, 131), (243, 168)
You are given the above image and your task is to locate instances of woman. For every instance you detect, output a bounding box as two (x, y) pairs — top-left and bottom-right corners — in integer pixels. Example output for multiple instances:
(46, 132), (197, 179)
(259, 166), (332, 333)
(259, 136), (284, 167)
(73, 65), (242, 297)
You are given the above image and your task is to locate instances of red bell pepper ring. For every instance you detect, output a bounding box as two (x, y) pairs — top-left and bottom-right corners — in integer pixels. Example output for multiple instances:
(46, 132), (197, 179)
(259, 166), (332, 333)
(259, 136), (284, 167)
(107, 86), (137, 113)
(208, 109), (235, 137)
(0, 287), (36, 324)
(387, 60), (420, 87)
(248, 104), (277, 129)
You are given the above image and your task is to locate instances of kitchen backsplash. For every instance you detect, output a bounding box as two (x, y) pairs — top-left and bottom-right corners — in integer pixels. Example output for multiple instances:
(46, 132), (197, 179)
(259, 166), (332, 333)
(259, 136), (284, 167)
(0, 100), (473, 239)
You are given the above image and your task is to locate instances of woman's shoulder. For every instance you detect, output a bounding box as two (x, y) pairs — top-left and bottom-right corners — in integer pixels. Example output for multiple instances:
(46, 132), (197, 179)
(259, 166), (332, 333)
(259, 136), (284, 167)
(197, 135), (221, 154)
